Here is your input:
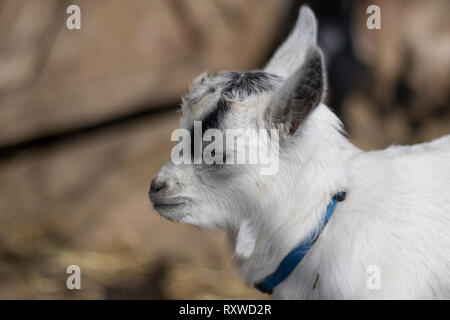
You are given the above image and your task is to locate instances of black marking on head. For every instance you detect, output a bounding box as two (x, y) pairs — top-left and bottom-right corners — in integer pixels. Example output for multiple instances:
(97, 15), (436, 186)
(201, 97), (230, 133)
(189, 98), (230, 160)
(186, 70), (281, 159)
(181, 70), (283, 168)
(192, 72), (279, 148)
(221, 71), (281, 100)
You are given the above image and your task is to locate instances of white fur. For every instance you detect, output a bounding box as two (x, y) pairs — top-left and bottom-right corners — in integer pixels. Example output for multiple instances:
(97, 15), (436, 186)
(237, 104), (450, 299)
(151, 6), (450, 299)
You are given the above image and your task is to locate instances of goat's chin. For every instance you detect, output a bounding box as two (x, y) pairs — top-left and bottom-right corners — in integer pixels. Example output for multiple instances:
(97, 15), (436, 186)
(152, 203), (191, 223)
(153, 201), (223, 230)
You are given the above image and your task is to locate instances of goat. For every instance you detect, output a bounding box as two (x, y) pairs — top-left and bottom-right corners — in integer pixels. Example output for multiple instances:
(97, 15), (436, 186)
(149, 6), (450, 299)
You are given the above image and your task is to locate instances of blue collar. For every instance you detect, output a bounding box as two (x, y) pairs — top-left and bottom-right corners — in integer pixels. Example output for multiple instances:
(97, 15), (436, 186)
(254, 192), (346, 294)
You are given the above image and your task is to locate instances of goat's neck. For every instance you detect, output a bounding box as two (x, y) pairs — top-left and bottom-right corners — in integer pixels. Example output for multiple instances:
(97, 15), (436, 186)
(232, 105), (360, 285)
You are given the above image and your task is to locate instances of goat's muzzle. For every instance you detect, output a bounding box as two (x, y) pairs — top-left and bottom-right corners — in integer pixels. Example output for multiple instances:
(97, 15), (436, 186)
(149, 177), (188, 222)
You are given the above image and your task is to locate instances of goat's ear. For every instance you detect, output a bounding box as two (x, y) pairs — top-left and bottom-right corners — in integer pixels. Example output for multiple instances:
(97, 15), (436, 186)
(265, 5), (317, 78)
(265, 46), (326, 136)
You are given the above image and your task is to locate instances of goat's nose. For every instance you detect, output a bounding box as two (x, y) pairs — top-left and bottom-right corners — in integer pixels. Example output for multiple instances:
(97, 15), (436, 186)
(150, 178), (167, 194)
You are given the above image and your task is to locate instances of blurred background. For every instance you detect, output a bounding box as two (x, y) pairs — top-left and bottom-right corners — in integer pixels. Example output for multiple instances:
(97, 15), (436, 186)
(0, 0), (448, 299)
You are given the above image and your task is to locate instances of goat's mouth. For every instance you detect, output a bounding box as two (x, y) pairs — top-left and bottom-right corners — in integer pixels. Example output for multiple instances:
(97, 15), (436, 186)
(153, 202), (186, 210)
(150, 197), (190, 222)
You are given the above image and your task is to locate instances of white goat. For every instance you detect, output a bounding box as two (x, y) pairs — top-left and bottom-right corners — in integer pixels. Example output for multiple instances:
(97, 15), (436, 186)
(150, 6), (450, 299)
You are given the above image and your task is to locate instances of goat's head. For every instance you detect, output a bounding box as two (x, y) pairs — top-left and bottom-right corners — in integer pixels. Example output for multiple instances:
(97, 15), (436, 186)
(149, 6), (326, 255)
